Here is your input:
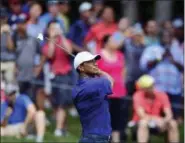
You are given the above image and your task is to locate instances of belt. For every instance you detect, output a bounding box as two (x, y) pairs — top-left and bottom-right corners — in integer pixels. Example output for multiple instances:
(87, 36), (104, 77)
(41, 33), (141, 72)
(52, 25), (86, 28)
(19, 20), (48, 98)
(83, 134), (111, 142)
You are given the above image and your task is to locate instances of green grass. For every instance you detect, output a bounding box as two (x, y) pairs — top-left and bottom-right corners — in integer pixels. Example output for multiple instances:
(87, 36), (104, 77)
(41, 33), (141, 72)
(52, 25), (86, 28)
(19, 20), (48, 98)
(1, 110), (184, 143)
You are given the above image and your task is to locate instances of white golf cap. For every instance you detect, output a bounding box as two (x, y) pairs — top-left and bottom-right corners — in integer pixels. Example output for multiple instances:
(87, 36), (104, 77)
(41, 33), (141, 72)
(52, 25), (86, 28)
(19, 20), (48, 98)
(5, 84), (17, 95)
(74, 51), (101, 70)
(79, 2), (92, 13)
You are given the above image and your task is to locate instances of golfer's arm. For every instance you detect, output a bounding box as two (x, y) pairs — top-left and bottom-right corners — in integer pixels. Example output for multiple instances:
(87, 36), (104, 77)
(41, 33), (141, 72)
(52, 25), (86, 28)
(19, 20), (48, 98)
(24, 104), (36, 127)
(99, 71), (114, 87)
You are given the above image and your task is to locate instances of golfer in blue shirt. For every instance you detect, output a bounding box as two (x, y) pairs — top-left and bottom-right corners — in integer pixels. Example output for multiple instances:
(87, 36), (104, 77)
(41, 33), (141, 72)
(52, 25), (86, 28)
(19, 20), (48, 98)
(72, 51), (114, 143)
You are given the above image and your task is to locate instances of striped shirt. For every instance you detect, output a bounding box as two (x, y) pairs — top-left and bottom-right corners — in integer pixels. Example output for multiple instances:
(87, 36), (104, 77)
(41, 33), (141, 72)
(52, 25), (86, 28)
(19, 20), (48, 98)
(140, 44), (184, 95)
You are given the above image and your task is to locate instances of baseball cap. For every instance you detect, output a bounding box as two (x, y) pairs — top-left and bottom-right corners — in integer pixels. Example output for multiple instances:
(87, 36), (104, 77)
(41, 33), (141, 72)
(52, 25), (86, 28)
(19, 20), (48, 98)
(136, 75), (155, 89)
(74, 51), (101, 70)
(79, 2), (92, 13)
(5, 84), (17, 95)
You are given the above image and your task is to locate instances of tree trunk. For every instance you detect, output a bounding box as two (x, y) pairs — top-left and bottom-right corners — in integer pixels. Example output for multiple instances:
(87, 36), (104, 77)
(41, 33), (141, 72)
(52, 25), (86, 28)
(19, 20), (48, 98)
(155, 0), (173, 23)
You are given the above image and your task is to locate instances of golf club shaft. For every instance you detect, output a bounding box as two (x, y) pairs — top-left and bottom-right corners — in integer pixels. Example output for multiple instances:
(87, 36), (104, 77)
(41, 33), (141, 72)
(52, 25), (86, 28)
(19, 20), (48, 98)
(45, 37), (75, 58)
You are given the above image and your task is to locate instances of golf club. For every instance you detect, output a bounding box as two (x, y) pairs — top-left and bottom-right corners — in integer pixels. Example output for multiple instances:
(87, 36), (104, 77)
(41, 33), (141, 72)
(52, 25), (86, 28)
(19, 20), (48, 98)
(37, 33), (75, 58)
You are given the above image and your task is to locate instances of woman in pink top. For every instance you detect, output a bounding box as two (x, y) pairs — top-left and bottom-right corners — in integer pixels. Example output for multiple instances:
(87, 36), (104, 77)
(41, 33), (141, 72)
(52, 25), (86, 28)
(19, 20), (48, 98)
(97, 35), (127, 142)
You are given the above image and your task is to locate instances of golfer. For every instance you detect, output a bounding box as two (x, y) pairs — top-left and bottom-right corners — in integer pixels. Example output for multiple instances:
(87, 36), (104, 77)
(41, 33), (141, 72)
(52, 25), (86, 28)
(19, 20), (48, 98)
(72, 51), (114, 143)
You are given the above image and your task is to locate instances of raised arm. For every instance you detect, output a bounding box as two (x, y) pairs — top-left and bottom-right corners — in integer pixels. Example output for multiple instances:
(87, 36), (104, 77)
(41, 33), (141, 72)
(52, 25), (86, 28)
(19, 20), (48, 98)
(98, 70), (114, 88)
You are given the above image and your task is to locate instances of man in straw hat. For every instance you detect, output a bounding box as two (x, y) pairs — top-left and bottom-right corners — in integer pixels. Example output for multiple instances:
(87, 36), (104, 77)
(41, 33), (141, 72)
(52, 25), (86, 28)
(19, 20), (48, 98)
(132, 75), (179, 143)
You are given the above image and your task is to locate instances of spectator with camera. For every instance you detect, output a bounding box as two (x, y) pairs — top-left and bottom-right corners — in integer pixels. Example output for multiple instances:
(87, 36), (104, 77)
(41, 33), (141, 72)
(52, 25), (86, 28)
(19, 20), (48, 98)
(42, 20), (73, 137)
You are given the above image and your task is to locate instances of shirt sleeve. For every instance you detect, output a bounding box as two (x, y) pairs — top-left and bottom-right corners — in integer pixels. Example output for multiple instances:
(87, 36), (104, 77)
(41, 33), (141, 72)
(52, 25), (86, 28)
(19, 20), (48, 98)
(99, 77), (113, 96)
(161, 93), (171, 109)
(21, 96), (33, 109)
(133, 92), (144, 110)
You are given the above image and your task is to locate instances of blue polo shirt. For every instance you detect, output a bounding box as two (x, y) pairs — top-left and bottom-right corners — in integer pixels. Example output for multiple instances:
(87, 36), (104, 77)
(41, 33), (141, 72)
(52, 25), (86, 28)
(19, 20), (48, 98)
(72, 76), (112, 136)
(1, 94), (32, 124)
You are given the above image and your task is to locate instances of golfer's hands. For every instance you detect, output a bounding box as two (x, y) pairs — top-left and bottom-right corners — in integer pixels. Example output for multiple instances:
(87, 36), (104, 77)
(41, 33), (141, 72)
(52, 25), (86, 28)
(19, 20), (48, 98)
(88, 65), (114, 87)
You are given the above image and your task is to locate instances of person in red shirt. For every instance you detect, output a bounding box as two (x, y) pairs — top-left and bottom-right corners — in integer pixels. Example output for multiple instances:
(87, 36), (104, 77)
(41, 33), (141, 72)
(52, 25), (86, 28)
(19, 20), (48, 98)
(42, 20), (73, 137)
(132, 75), (179, 143)
(84, 6), (117, 53)
(97, 35), (127, 142)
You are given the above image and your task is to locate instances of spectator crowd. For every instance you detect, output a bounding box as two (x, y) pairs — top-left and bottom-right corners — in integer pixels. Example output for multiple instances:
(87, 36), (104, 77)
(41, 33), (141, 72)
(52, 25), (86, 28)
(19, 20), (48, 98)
(0, 0), (184, 142)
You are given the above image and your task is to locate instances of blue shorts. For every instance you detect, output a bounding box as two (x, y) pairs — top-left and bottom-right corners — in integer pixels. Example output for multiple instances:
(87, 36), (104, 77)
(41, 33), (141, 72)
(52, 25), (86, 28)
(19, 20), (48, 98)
(18, 71), (44, 102)
(51, 72), (73, 108)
